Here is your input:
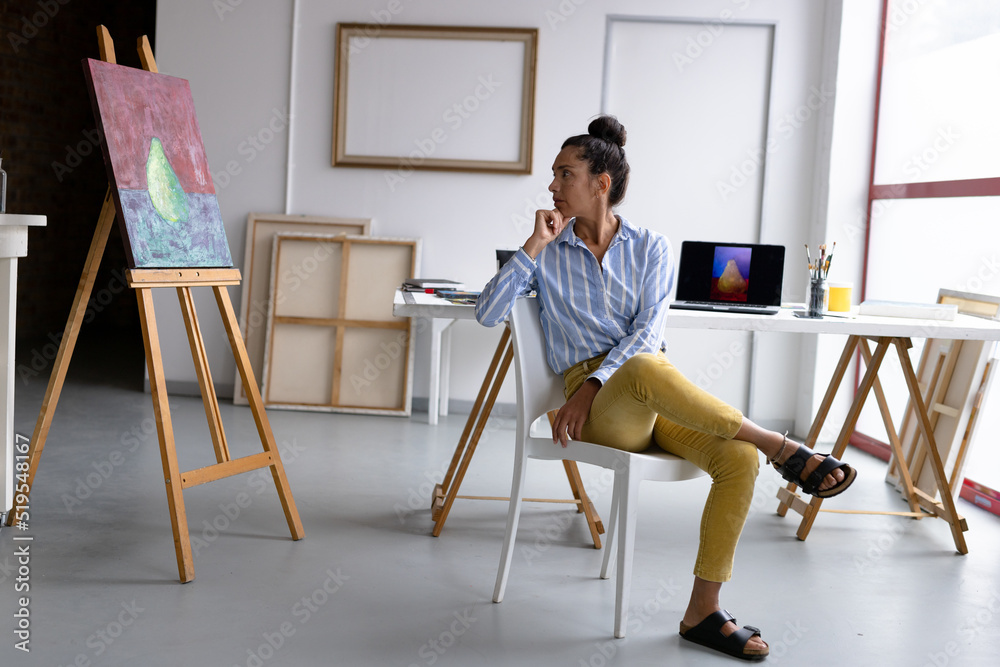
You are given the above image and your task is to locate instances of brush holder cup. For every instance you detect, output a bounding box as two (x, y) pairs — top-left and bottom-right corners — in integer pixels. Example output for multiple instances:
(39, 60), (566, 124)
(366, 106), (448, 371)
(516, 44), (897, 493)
(807, 277), (828, 318)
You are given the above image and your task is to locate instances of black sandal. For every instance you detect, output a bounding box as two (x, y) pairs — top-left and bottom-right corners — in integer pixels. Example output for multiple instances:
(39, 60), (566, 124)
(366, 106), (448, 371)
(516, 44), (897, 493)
(769, 432), (857, 498)
(679, 609), (768, 661)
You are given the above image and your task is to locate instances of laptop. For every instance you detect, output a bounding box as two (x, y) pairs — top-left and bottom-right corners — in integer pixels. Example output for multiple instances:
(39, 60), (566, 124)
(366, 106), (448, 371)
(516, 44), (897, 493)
(669, 241), (785, 315)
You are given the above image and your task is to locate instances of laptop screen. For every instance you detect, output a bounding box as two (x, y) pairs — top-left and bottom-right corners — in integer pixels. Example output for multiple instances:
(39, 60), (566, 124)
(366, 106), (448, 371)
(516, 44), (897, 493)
(675, 241), (785, 306)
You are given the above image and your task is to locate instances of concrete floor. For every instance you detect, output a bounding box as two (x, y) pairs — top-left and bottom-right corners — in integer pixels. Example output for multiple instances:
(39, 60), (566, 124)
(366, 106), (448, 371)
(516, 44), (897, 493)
(2, 338), (1000, 666)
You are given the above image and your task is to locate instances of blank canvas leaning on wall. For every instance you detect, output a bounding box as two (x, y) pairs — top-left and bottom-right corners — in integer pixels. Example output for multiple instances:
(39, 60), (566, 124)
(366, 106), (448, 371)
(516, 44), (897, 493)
(261, 233), (418, 415)
(234, 213), (371, 405)
(886, 289), (1000, 501)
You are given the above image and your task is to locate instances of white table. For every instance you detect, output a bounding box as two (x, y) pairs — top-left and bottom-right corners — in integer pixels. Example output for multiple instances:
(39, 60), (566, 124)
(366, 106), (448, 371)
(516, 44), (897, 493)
(0, 213), (46, 515)
(393, 290), (477, 425)
(395, 293), (1000, 549)
(394, 293), (1000, 424)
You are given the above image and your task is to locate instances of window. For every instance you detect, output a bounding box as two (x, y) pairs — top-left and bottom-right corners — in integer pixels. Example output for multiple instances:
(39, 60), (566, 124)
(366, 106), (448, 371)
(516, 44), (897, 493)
(856, 0), (1000, 500)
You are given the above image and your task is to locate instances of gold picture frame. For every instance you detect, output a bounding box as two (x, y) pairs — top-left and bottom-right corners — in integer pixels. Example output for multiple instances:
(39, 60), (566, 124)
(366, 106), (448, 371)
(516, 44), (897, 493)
(333, 24), (538, 175)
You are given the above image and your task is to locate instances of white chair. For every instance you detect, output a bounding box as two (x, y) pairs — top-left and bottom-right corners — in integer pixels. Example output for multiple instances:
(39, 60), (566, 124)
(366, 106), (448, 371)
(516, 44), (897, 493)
(493, 297), (707, 638)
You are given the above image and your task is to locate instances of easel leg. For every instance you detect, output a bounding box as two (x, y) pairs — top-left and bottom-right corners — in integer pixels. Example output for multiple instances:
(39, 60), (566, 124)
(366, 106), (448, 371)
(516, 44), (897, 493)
(433, 339), (513, 537)
(214, 285), (304, 541)
(777, 335), (860, 518)
(859, 339), (921, 515)
(793, 338), (891, 542)
(562, 460), (604, 549)
(433, 329), (511, 525)
(430, 329), (603, 546)
(135, 288), (195, 582)
(5, 190), (116, 527)
(894, 340), (969, 554)
(177, 287), (230, 463)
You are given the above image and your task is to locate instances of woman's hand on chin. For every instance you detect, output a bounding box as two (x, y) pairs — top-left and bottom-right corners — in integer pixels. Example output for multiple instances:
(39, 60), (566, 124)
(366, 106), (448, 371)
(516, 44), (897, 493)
(524, 209), (566, 259)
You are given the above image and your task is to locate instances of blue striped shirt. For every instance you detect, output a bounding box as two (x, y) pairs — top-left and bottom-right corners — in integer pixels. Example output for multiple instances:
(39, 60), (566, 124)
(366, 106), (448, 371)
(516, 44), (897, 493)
(476, 216), (675, 385)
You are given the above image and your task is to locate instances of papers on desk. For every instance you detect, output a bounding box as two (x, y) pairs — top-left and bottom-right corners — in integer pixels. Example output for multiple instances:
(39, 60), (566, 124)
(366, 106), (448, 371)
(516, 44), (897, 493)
(402, 278), (465, 292)
(436, 290), (480, 305)
(858, 300), (958, 321)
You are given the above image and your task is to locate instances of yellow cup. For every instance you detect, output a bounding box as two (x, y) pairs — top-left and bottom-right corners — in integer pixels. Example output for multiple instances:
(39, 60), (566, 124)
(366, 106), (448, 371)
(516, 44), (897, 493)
(828, 282), (853, 312)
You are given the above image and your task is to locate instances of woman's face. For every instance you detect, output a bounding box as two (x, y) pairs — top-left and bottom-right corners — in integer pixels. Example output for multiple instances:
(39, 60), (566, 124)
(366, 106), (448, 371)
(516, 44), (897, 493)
(548, 147), (604, 219)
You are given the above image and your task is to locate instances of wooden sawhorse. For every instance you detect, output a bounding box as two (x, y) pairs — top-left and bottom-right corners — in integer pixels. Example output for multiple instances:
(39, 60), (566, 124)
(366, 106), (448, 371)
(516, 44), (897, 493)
(431, 327), (605, 549)
(777, 334), (968, 554)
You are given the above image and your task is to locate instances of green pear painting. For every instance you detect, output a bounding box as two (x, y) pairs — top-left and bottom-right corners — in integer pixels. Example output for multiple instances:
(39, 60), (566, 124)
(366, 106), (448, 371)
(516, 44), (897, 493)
(83, 59), (232, 268)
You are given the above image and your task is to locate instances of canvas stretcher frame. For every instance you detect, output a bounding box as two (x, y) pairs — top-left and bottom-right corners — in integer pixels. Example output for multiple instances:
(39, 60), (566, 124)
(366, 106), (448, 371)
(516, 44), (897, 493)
(234, 213), (371, 404)
(261, 233), (418, 415)
(885, 289), (1000, 502)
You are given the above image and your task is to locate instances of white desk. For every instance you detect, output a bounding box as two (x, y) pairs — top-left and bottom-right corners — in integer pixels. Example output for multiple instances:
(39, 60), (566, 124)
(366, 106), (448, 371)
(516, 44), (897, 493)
(395, 292), (1000, 549)
(0, 213), (46, 514)
(394, 292), (1000, 423)
(393, 290), (477, 425)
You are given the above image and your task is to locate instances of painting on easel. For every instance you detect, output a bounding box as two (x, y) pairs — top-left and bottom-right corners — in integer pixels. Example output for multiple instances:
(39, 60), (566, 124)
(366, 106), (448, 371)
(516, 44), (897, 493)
(83, 59), (233, 268)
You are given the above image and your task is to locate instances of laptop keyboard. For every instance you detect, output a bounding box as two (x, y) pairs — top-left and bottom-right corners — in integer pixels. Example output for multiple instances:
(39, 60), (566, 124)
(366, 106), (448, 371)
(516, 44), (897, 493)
(684, 301), (773, 309)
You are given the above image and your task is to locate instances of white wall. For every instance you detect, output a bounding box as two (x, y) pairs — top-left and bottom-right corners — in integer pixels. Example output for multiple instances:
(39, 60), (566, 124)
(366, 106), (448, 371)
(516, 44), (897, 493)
(153, 0), (293, 395)
(795, 0), (883, 441)
(154, 0), (875, 431)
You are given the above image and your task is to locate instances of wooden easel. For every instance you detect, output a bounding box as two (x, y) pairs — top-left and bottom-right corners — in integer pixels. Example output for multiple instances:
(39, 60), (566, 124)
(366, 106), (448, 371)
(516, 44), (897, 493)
(3, 27), (304, 582)
(431, 328), (605, 549)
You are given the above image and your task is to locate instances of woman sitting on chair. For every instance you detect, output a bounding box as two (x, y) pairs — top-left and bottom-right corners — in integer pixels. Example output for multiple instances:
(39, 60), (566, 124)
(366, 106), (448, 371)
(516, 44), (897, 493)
(475, 115), (856, 662)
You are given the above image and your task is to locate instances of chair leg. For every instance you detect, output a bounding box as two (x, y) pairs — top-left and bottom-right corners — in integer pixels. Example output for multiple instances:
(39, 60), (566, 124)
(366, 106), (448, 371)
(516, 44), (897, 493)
(493, 450), (529, 603)
(614, 469), (640, 639)
(600, 476), (621, 580)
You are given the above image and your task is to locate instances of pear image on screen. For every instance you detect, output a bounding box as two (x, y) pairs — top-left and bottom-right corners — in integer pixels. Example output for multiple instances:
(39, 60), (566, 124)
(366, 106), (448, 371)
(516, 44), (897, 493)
(146, 137), (189, 224)
(717, 259), (747, 294)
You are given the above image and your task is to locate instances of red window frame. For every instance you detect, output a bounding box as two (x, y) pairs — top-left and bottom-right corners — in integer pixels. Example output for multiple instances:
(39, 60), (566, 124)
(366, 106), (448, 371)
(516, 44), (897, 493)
(852, 0), (1000, 515)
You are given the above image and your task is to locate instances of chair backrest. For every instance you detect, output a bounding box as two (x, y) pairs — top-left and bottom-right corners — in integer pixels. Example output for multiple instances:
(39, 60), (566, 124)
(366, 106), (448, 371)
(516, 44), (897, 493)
(508, 297), (568, 435)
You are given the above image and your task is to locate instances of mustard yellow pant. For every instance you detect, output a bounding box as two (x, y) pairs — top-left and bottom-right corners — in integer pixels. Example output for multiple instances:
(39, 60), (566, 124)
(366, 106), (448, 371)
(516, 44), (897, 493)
(564, 352), (759, 583)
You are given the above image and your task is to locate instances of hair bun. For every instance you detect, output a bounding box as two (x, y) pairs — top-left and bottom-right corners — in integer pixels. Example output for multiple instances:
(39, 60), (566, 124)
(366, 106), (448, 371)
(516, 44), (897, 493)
(588, 115), (626, 148)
